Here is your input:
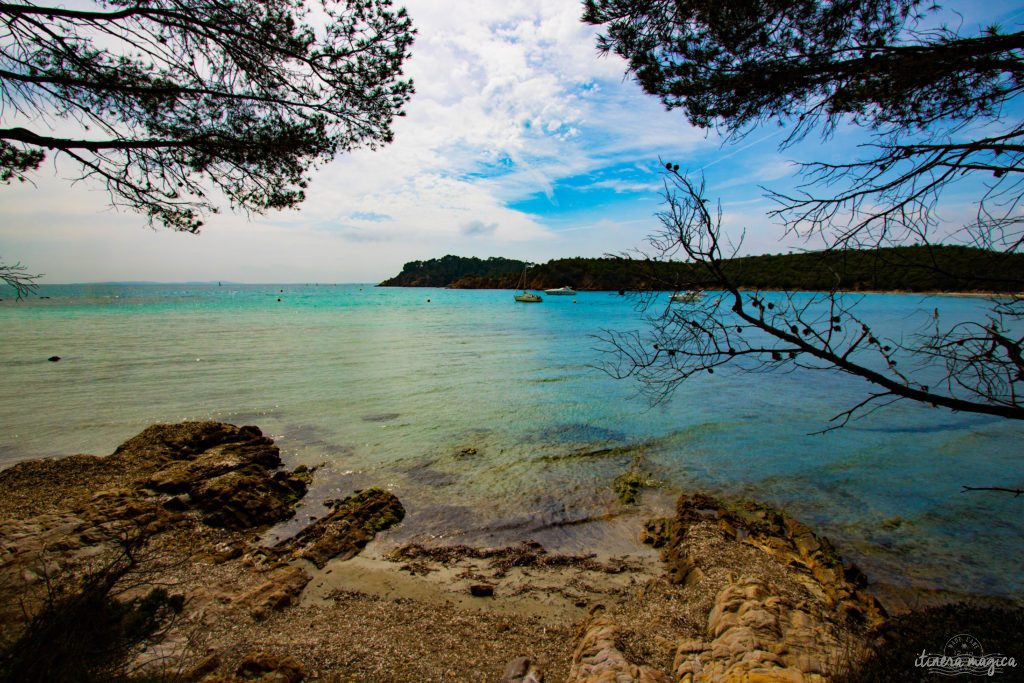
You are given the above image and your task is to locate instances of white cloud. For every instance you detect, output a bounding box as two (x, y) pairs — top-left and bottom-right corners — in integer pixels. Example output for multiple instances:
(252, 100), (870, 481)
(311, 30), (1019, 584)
(0, 0), (720, 282)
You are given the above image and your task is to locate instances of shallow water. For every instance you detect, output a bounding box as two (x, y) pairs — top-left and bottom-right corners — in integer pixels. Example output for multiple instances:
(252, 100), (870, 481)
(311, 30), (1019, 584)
(0, 284), (1021, 598)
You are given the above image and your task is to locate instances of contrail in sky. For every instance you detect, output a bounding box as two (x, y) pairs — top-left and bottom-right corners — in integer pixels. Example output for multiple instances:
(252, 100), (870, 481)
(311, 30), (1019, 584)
(696, 129), (785, 173)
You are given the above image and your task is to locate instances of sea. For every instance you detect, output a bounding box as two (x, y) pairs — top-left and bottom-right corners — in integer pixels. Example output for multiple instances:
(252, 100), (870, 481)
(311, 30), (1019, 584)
(1, 283), (1021, 601)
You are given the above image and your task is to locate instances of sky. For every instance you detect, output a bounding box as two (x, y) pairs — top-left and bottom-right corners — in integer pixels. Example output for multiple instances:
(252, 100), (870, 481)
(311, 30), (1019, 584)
(1, 0), (1022, 284)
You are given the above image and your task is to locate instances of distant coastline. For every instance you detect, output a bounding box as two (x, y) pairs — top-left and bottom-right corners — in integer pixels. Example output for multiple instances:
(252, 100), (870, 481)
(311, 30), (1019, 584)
(378, 247), (1024, 294)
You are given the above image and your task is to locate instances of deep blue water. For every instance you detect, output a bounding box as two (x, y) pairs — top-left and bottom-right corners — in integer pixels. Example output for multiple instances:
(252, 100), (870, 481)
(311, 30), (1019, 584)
(0, 284), (1020, 598)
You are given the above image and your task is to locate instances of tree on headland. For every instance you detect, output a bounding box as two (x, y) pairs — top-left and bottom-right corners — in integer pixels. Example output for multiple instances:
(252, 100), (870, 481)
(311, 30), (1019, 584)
(0, 0), (415, 234)
(380, 249), (1024, 292)
(583, 0), (1024, 428)
(380, 255), (528, 287)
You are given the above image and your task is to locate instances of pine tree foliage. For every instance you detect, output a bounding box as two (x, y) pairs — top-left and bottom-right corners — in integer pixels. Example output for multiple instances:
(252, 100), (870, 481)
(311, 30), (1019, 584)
(0, 0), (415, 232)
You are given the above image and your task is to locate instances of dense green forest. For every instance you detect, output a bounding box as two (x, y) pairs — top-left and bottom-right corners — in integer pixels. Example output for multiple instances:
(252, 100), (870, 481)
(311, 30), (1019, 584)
(378, 255), (527, 287)
(379, 247), (1024, 293)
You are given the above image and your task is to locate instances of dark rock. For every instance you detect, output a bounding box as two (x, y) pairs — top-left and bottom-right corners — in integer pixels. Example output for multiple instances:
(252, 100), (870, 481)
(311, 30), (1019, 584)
(843, 561), (867, 587)
(277, 488), (404, 568)
(113, 422), (275, 468)
(144, 438), (285, 494)
(107, 422), (306, 531)
(272, 470), (307, 493)
(190, 464), (307, 530)
(470, 583), (495, 597)
(0, 422), (325, 643)
(161, 495), (190, 512)
(47, 356), (60, 362)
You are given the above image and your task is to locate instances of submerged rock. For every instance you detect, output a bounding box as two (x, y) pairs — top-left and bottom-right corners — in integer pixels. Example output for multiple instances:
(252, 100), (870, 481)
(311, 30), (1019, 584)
(612, 457), (659, 505)
(360, 412), (400, 422)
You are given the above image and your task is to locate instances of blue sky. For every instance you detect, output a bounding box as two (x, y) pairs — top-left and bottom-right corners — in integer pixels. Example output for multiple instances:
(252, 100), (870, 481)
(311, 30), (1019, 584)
(1, 0), (1022, 283)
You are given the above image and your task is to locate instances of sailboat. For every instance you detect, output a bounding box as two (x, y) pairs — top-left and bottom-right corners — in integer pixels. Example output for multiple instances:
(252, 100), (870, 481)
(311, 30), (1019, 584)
(514, 264), (542, 303)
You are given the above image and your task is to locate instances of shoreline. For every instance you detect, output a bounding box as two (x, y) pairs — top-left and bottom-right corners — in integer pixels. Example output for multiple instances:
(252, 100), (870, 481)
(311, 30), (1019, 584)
(377, 283), (1019, 298)
(1, 422), (1020, 680)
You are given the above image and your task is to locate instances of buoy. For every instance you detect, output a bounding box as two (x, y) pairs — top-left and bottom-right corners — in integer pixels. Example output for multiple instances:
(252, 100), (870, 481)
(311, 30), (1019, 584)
(573, 300), (576, 304)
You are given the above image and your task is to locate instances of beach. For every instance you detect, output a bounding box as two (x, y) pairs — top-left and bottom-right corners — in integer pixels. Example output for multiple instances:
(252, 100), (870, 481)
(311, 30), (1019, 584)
(0, 421), (908, 681)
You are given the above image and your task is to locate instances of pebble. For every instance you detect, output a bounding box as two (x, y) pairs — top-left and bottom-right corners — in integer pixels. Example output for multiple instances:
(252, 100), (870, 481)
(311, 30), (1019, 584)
(470, 583), (494, 597)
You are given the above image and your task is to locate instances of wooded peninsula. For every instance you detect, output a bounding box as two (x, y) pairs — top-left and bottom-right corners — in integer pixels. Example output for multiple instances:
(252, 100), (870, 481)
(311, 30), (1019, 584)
(378, 246), (1024, 293)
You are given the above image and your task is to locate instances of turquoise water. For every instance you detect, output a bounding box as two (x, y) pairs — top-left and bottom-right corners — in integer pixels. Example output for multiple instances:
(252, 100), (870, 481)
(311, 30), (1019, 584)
(0, 284), (1021, 598)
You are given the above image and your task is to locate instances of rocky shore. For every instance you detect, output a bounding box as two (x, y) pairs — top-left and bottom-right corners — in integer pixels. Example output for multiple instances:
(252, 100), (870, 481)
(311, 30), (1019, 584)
(0, 422), (1017, 681)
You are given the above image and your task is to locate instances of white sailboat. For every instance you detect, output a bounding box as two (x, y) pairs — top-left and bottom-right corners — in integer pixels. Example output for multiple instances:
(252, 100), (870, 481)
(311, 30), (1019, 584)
(514, 264), (542, 303)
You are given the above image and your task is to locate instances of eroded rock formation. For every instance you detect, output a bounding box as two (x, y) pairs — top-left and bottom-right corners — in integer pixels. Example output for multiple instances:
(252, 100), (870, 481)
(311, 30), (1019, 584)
(565, 493), (886, 682)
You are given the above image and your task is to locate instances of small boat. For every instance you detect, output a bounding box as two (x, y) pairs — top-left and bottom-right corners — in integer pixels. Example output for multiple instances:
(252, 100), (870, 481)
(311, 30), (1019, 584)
(670, 291), (703, 303)
(544, 286), (576, 295)
(514, 264), (543, 303)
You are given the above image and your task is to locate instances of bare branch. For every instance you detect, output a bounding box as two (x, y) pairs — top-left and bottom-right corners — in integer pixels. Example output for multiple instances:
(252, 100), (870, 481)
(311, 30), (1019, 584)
(0, 259), (40, 298)
(598, 168), (1024, 427)
(961, 486), (1024, 496)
